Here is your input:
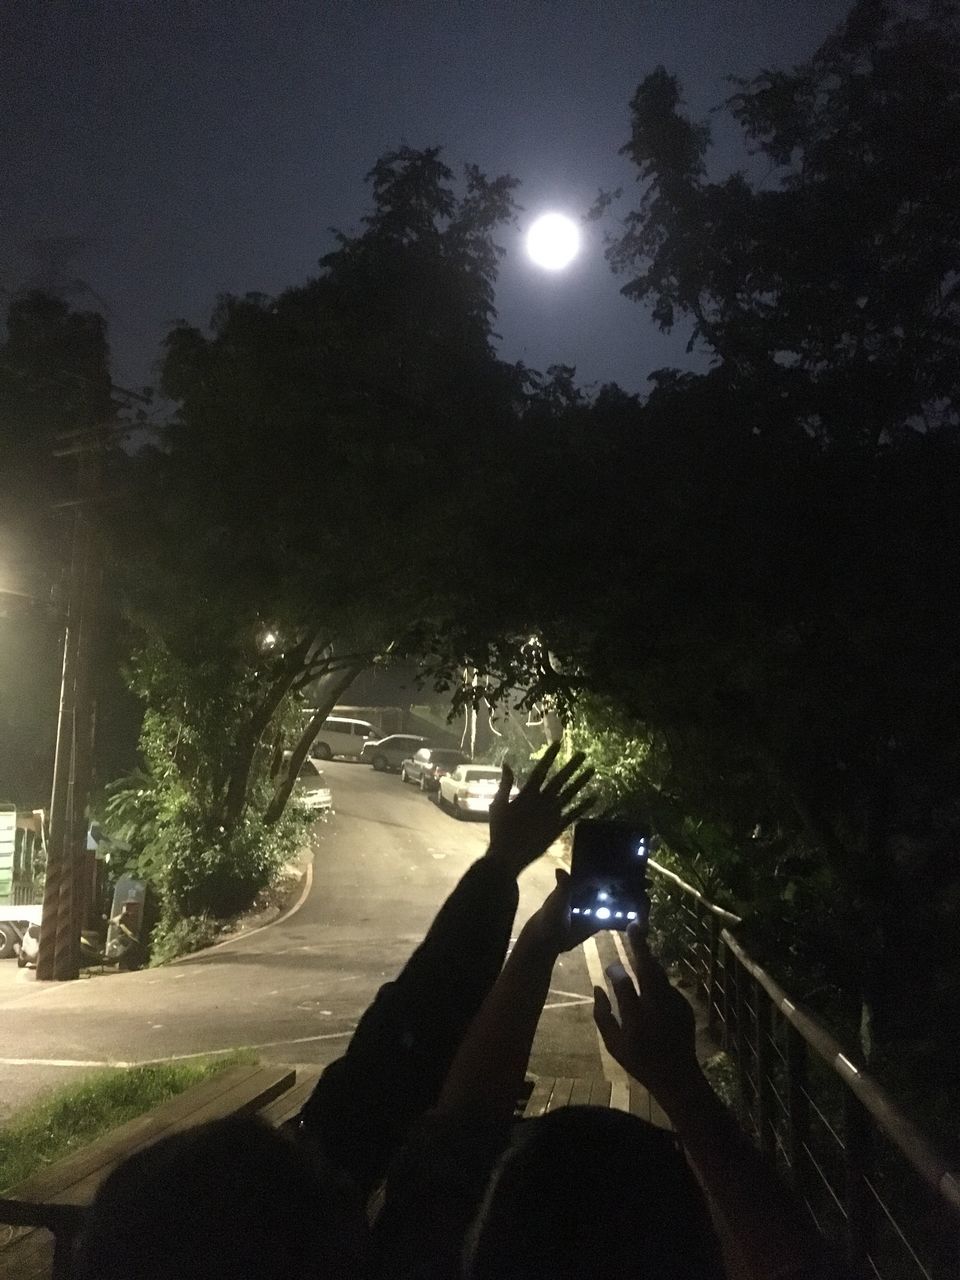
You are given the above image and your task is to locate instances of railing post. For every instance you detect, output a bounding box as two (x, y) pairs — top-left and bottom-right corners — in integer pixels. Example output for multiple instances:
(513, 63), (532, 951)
(707, 914), (720, 1037)
(786, 1023), (812, 1207)
(734, 957), (751, 1115)
(682, 897), (696, 989)
(698, 905), (711, 1000)
(721, 935), (731, 1052)
(756, 983), (776, 1158)
(843, 1089), (873, 1273)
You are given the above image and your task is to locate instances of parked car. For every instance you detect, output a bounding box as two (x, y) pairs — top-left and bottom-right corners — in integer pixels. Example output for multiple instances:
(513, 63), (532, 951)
(400, 747), (468, 792)
(293, 758), (333, 813)
(310, 715), (380, 760)
(437, 765), (517, 818)
(361, 734), (429, 772)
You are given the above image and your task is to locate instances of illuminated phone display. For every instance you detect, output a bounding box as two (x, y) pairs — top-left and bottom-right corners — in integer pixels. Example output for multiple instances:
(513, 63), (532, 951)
(570, 818), (650, 930)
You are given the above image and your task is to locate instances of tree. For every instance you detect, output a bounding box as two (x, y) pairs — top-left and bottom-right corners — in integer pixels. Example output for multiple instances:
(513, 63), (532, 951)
(512, 2), (958, 1055)
(414, 4), (960, 1061)
(110, 148), (527, 930)
(601, 0), (960, 450)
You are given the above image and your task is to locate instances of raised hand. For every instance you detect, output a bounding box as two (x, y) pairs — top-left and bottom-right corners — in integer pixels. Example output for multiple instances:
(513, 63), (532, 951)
(592, 923), (702, 1109)
(522, 868), (601, 954)
(487, 742), (595, 877)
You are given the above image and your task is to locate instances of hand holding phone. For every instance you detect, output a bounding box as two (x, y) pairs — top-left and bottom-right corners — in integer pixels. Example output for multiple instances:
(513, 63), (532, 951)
(570, 818), (650, 930)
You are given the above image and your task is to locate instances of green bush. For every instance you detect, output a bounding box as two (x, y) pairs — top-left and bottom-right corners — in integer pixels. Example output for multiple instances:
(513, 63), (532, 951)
(161, 811), (287, 919)
(101, 765), (307, 961)
(148, 913), (222, 966)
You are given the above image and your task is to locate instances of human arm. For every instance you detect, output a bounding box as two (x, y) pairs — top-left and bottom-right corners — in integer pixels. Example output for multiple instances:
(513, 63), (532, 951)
(438, 869), (598, 1124)
(435, 745), (596, 1120)
(296, 744), (592, 1193)
(593, 927), (839, 1280)
(372, 867), (599, 1280)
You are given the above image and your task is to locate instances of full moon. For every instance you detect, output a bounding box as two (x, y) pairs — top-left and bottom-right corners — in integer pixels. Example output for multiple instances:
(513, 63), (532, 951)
(526, 212), (580, 271)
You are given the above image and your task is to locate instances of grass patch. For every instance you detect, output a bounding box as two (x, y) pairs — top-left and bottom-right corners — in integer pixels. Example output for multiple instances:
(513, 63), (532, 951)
(0, 1051), (255, 1191)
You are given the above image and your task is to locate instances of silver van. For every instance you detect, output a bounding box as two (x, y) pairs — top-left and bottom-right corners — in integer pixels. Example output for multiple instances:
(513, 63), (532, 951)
(310, 715), (380, 760)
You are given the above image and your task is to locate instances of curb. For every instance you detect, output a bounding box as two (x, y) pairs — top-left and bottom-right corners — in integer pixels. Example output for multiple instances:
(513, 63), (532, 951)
(169, 855), (315, 965)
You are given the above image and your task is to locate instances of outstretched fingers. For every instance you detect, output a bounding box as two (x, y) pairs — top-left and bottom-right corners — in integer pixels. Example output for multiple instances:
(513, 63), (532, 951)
(556, 765), (595, 807)
(526, 741), (562, 791)
(496, 761), (515, 795)
(593, 985), (623, 1058)
(560, 795), (596, 828)
(606, 961), (643, 1038)
(541, 750), (587, 797)
(626, 922), (669, 996)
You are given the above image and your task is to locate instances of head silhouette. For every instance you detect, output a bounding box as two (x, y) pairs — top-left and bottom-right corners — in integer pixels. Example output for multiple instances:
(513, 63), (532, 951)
(464, 1106), (724, 1280)
(73, 1114), (367, 1280)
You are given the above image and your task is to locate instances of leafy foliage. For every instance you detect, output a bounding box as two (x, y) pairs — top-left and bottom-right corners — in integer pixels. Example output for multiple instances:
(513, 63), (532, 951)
(603, 0), (960, 449)
(103, 146), (526, 932)
(413, 5), (960, 1066)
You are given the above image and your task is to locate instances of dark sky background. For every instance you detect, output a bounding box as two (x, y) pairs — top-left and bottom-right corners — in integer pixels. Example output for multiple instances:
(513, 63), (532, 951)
(3, 0), (851, 396)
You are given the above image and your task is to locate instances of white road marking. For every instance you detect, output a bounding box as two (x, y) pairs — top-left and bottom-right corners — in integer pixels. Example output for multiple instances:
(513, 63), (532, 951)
(612, 929), (632, 971)
(0, 1028), (354, 1071)
(582, 935), (633, 1107)
(607, 932), (635, 1111)
(0, 1057), (134, 1069)
(610, 1081), (631, 1111)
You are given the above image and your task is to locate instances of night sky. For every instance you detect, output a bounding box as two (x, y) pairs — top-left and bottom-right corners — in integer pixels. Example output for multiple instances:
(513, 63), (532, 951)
(3, 1), (851, 395)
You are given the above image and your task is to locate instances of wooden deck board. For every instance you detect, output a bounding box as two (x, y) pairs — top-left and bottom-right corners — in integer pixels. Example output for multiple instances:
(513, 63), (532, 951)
(257, 1068), (321, 1128)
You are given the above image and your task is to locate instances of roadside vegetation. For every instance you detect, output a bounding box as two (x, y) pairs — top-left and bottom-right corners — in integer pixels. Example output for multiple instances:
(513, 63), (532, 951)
(0, 1054), (253, 1191)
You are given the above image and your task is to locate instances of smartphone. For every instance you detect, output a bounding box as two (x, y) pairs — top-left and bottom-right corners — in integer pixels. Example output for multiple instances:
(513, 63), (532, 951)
(570, 818), (650, 930)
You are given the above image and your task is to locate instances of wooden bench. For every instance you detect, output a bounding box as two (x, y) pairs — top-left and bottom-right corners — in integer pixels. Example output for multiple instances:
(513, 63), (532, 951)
(0, 1063), (298, 1280)
(1, 1067), (670, 1279)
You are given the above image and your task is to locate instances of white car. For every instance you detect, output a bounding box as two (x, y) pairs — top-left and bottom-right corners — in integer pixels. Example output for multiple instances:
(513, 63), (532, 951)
(293, 758), (333, 813)
(309, 715), (380, 760)
(437, 765), (517, 818)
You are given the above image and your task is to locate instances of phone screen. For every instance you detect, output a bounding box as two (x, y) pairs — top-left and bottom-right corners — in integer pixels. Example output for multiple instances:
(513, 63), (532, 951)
(570, 818), (650, 930)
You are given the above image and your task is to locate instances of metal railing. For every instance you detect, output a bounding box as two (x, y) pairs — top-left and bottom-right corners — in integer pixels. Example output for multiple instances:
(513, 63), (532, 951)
(648, 858), (960, 1280)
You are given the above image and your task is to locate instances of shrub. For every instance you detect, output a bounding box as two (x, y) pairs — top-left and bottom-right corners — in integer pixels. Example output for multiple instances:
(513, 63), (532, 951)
(148, 913), (221, 966)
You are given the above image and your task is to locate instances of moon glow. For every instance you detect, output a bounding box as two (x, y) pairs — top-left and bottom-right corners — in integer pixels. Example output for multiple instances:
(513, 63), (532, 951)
(526, 212), (580, 271)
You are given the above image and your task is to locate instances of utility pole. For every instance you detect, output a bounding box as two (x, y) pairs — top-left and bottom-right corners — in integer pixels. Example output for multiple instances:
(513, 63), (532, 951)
(34, 381), (145, 981)
(36, 436), (101, 981)
(35, 510), (85, 980)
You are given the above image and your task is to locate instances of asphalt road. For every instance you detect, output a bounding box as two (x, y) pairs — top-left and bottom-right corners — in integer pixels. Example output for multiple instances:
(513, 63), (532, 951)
(0, 761), (631, 1118)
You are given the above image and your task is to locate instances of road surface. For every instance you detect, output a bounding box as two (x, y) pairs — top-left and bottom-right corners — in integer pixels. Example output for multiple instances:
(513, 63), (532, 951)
(0, 761), (633, 1117)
